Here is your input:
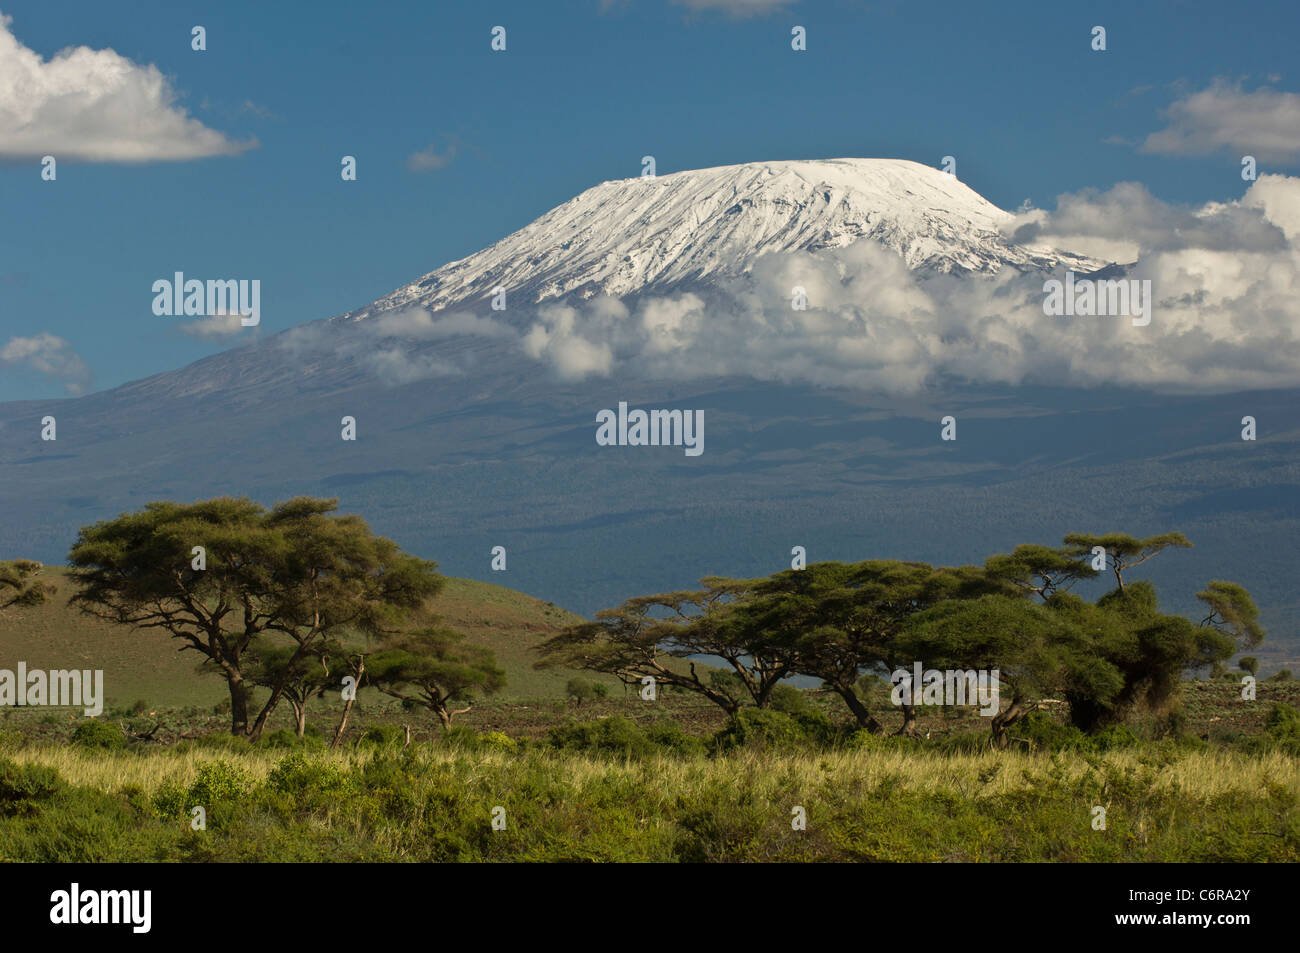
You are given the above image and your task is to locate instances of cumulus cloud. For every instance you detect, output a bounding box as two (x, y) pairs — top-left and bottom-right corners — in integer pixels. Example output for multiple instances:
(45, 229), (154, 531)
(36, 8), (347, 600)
(511, 175), (1300, 394)
(1140, 79), (1300, 164)
(369, 308), (510, 340)
(280, 177), (1300, 395)
(280, 307), (509, 385)
(0, 333), (91, 394)
(521, 302), (616, 380)
(0, 13), (255, 161)
(362, 348), (459, 384)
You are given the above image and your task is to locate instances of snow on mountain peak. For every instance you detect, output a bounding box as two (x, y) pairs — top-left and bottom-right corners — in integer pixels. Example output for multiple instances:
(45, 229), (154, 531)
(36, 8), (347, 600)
(345, 157), (1105, 322)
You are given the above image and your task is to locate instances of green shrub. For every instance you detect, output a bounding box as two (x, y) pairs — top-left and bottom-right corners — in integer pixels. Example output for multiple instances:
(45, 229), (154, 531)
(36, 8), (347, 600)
(0, 758), (64, 816)
(645, 720), (707, 756)
(769, 684), (813, 715)
(150, 781), (187, 819)
(359, 724), (407, 748)
(565, 678), (594, 705)
(711, 708), (807, 751)
(1264, 702), (1300, 738)
(186, 760), (250, 805)
(547, 717), (655, 758)
(71, 720), (126, 750)
(1091, 723), (1140, 751)
(267, 753), (351, 799)
(1015, 712), (1090, 752)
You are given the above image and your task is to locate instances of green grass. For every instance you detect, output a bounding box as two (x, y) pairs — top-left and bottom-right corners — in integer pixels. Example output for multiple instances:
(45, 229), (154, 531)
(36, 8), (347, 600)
(1, 740), (1295, 862)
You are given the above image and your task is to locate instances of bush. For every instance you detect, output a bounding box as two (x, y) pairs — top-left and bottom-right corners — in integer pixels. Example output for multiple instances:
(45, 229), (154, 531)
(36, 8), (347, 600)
(565, 678), (594, 706)
(1264, 702), (1300, 739)
(547, 717), (655, 759)
(439, 726), (518, 753)
(186, 760), (250, 805)
(645, 720), (707, 756)
(0, 758), (64, 816)
(1091, 723), (1140, 751)
(71, 720), (126, 750)
(268, 753), (351, 799)
(712, 708), (808, 751)
(1015, 712), (1091, 751)
(359, 724), (407, 748)
(129, 699), (150, 716)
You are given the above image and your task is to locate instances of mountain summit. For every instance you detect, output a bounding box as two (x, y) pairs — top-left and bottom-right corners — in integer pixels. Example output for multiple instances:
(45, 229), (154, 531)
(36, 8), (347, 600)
(343, 158), (1105, 323)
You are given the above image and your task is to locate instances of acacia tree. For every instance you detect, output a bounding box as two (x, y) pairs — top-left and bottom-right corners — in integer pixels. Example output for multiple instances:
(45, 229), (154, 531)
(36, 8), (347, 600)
(67, 496), (442, 739)
(1062, 532), (1192, 591)
(0, 560), (56, 609)
(366, 627), (505, 729)
(1197, 580), (1266, 648)
(984, 544), (1098, 601)
(245, 638), (332, 737)
(534, 579), (799, 716)
(725, 560), (1004, 734)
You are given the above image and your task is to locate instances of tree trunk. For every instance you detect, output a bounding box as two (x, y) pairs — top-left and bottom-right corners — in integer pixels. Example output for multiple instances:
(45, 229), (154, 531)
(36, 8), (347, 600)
(330, 658), (364, 750)
(836, 684), (882, 733)
(247, 644), (315, 742)
(291, 699), (306, 738)
(227, 674), (250, 737)
(895, 702), (921, 737)
(991, 699), (1036, 749)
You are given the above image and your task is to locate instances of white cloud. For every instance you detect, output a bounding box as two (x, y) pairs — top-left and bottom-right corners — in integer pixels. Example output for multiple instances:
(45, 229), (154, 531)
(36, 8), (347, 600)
(406, 142), (457, 172)
(521, 303), (614, 381)
(0, 333), (90, 394)
(1140, 79), (1300, 164)
(278, 176), (1300, 395)
(370, 307), (511, 340)
(279, 306), (508, 385)
(0, 13), (255, 161)
(362, 348), (460, 384)
(512, 175), (1300, 394)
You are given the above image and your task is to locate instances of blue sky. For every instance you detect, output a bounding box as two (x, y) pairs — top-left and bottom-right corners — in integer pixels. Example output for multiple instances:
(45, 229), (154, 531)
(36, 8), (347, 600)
(2, 0), (1298, 401)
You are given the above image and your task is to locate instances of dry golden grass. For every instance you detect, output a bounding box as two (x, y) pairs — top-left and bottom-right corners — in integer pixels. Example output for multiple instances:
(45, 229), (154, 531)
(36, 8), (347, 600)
(10, 743), (1296, 805)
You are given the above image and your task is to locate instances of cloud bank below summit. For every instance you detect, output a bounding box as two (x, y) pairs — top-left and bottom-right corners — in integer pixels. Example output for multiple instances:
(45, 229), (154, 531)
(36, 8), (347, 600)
(282, 174), (1300, 396)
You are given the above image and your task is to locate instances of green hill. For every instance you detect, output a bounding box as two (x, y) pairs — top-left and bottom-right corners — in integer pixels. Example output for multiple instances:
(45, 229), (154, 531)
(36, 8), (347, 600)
(0, 566), (594, 708)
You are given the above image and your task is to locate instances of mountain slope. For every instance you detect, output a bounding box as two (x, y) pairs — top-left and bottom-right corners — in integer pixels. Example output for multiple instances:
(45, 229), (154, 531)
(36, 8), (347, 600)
(340, 158), (1107, 323)
(0, 159), (1294, 669)
(0, 568), (588, 706)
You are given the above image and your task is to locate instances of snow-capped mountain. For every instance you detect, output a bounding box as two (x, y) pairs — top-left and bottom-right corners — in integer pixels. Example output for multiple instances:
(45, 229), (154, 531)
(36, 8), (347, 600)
(339, 158), (1107, 324)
